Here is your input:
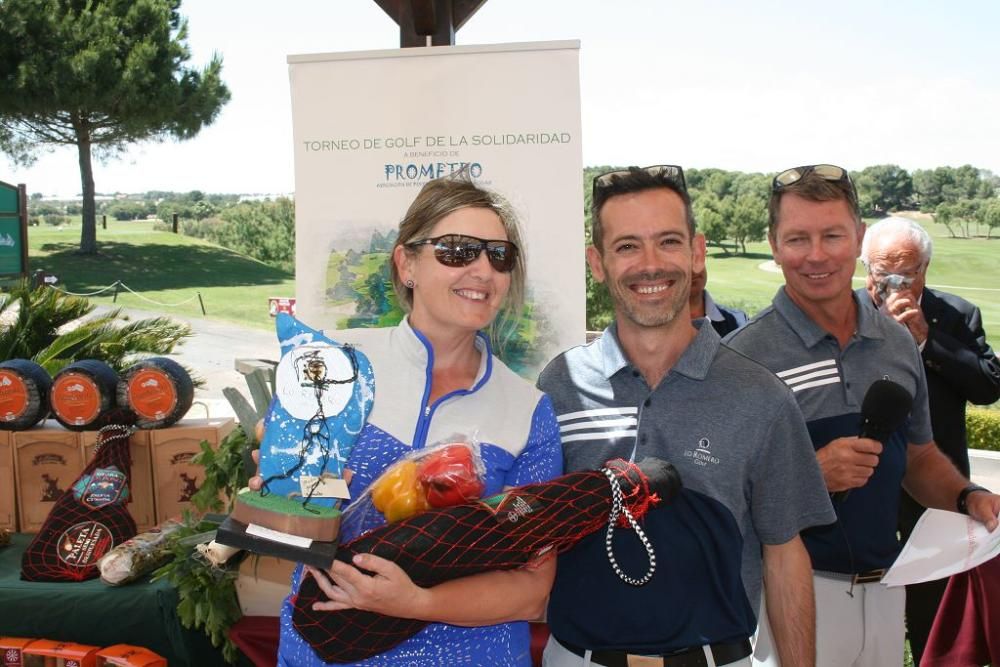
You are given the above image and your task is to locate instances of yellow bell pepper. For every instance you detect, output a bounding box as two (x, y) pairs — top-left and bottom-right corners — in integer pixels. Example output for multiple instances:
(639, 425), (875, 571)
(370, 460), (428, 523)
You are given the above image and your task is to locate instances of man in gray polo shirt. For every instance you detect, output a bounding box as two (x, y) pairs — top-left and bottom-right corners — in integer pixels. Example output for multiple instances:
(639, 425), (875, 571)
(538, 166), (835, 667)
(725, 164), (1000, 667)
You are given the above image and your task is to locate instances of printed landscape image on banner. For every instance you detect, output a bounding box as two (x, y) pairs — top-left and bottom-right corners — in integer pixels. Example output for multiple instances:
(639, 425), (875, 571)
(288, 41), (584, 378)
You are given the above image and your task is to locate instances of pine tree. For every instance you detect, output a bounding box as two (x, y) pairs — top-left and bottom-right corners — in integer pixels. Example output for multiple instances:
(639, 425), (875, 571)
(0, 0), (230, 253)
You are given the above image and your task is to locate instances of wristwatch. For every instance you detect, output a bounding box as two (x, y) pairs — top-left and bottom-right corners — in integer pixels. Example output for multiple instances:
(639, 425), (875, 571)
(957, 484), (990, 515)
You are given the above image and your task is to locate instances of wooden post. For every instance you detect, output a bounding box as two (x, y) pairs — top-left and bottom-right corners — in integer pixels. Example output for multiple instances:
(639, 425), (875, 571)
(373, 0), (487, 47)
(172, 213), (178, 233)
(102, 215), (107, 230)
(17, 184), (29, 280)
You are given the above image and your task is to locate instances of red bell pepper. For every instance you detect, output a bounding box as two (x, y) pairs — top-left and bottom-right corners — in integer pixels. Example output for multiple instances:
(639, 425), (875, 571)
(418, 444), (484, 508)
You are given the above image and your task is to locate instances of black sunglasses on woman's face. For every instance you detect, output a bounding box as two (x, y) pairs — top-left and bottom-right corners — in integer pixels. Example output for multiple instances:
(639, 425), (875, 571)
(406, 234), (519, 273)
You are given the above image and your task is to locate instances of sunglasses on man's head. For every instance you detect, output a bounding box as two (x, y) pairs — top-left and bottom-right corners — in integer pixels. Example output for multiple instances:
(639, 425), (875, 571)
(592, 165), (688, 199)
(406, 234), (519, 273)
(772, 164), (855, 192)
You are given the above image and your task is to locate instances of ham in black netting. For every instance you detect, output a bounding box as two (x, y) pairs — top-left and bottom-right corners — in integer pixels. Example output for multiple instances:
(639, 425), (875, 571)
(21, 420), (138, 582)
(292, 457), (680, 663)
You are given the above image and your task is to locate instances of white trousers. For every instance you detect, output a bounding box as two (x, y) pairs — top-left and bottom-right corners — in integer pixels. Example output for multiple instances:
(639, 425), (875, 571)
(542, 635), (752, 667)
(751, 573), (904, 667)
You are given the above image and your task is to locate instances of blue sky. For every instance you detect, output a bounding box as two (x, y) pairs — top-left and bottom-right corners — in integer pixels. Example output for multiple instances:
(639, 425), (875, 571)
(4, 0), (1000, 197)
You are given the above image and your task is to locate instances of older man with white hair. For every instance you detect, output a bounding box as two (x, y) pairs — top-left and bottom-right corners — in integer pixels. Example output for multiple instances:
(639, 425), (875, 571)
(861, 215), (1000, 665)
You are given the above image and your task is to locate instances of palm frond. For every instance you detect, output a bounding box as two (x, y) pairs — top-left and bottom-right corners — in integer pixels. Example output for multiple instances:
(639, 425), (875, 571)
(3, 285), (194, 383)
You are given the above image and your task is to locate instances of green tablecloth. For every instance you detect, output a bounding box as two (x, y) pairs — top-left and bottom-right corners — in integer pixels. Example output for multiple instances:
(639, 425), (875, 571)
(0, 533), (235, 666)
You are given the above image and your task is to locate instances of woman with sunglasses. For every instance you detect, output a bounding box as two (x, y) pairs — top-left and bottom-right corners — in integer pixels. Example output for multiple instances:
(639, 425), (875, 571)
(274, 174), (563, 667)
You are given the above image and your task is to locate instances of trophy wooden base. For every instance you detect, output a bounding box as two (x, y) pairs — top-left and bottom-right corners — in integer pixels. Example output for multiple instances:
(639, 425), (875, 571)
(230, 490), (342, 542)
(215, 515), (339, 570)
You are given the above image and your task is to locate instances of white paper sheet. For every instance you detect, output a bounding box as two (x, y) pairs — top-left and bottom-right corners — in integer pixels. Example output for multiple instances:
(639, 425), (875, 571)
(882, 508), (1000, 587)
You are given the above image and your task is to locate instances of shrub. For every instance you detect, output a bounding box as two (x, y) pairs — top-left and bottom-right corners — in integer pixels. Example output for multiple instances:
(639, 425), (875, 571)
(967, 407), (1000, 452)
(180, 217), (222, 239)
(0, 282), (193, 376)
(162, 199), (294, 273)
(210, 198), (294, 273)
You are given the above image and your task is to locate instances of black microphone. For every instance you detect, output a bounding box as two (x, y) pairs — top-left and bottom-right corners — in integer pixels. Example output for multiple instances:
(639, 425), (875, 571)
(832, 379), (913, 502)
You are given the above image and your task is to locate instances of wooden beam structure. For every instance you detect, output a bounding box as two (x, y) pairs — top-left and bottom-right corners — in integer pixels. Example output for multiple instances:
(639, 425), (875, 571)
(373, 0), (488, 47)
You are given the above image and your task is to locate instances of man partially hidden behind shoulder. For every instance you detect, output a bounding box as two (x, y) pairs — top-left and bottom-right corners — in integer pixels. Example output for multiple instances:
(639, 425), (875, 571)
(538, 165), (835, 667)
(860, 215), (1000, 665)
(725, 165), (1000, 667)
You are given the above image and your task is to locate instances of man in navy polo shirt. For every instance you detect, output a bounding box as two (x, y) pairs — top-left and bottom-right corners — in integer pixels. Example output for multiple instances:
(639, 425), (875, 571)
(538, 166), (835, 667)
(725, 164), (1000, 667)
(689, 265), (748, 337)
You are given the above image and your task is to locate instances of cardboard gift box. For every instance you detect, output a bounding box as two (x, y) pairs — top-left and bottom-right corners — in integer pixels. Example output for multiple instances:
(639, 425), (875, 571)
(13, 422), (84, 532)
(94, 645), (165, 667)
(236, 554), (297, 616)
(21, 639), (100, 667)
(1, 637), (38, 667)
(150, 418), (234, 523)
(0, 432), (16, 531)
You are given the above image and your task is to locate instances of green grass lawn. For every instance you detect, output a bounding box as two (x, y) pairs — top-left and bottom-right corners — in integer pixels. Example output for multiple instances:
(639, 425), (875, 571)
(23, 212), (999, 348)
(26, 218), (294, 330)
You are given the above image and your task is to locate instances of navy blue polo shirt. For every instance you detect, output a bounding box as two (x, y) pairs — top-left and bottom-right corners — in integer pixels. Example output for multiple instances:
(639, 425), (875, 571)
(538, 321), (834, 653)
(726, 288), (933, 574)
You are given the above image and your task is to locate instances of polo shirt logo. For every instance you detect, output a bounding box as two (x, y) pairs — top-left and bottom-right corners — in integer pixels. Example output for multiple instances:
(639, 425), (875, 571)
(684, 437), (720, 466)
(776, 359), (840, 393)
(556, 407), (638, 443)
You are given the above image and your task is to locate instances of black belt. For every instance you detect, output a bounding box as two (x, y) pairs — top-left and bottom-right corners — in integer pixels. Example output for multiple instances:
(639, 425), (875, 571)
(558, 637), (752, 667)
(816, 568), (887, 585)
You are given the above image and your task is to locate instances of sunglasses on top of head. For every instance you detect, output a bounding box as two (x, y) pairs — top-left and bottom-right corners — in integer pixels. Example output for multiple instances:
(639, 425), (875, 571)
(772, 164), (857, 195)
(592, 165), (688, 199)
(406, 234), (519, 273)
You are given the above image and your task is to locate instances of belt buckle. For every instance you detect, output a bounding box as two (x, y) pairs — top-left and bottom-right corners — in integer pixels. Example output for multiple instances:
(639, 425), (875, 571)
(852, 568), (886, 584)
(625, 656), (664, 667)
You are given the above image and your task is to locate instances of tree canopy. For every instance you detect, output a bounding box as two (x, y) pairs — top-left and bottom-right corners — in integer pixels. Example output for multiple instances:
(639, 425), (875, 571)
(853, 164), (913, 214)
(0, 0), (230, 253)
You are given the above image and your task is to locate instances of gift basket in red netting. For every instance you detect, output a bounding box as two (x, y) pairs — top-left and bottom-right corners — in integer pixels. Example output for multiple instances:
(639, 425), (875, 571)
(21, 420), (139, 582)
(292, 457), (680, 663)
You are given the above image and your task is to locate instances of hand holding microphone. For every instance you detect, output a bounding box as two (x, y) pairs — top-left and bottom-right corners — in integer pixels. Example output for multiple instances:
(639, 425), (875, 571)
(818, 436), (882, 493)
(824, 379), (913, 502)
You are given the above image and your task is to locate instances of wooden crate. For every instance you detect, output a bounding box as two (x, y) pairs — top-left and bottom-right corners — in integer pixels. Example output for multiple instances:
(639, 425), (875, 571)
(0, 430), (15, 531)
(150, 418), (235, 523)
(80, 430), (157, 533)
(13, 421), (84, 532)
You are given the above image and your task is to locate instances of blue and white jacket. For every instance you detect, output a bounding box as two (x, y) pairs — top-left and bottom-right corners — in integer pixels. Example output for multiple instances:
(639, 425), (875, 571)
(278, 318), (562, 667)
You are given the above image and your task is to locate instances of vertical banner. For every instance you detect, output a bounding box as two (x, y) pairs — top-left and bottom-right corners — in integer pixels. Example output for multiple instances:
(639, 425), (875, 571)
(288, 41), (584, 377)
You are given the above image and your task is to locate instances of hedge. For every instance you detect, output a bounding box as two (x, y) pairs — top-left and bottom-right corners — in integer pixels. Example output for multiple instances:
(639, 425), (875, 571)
(968, 407), (1000, 452)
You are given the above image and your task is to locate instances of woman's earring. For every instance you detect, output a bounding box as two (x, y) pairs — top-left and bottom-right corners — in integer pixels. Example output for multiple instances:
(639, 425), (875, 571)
(405, 280), (414, 288)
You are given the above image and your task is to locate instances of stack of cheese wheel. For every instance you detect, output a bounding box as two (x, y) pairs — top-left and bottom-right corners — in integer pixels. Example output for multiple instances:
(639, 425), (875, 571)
(49, 360), (120, 431)
(0, 359), (52, 430)
(117, 357), (194, 429)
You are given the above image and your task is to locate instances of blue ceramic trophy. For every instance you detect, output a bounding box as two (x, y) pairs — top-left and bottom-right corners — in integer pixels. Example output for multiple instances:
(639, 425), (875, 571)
(218, 314), (374, 567)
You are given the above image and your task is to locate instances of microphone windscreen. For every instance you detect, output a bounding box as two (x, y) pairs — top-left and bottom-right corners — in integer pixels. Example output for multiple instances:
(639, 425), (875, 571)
(859, 379), (913, 443)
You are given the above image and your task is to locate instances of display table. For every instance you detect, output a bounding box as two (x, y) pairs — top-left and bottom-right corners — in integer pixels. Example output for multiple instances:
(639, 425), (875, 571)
(0, 533), (240, 667)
